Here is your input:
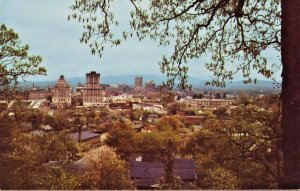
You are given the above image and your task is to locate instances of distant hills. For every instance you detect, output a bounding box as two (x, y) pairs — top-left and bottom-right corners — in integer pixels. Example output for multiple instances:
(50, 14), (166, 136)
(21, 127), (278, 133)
(20, 74), (279, 90)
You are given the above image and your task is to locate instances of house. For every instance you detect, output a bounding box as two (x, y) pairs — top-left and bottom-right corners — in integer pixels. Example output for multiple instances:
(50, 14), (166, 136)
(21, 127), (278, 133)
(148, 114), (160, 123)
(133, 103), (167, 114)
(130, 161), (164, 189)
(130, 157), (197, 189)
(133, 124), (146, 132)
(184, 116), (205, 126)
(40, 124), (53, 131)
(30, 129), (45, 136)
(133, 124), (156, 133)
(141, 125), (155, 133)
(70, 131), (101, 147)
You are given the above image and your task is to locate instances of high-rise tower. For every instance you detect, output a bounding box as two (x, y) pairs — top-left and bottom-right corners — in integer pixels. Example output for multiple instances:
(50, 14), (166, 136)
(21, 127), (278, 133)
(52, 75), (72, 108)
(135, 76), (143, 88)
(82, 71), (104, 106)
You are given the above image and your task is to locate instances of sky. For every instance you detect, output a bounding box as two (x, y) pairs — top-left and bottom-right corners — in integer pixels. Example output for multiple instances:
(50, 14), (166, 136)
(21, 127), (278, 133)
(0, 0), (281, 82)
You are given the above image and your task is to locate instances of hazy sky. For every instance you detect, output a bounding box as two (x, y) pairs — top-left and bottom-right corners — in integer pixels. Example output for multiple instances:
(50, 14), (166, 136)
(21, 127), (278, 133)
(0, 0), (281, 82)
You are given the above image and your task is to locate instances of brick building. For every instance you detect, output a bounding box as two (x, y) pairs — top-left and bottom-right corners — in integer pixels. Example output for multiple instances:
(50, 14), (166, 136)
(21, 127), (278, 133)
(145, 80), (156, 91)
(28, 88), (51, 100)
(52, 75), (72, 108)
(135, 76), (143, 88)
(183, 98), (234, 109)
(82, 71), (105, 106)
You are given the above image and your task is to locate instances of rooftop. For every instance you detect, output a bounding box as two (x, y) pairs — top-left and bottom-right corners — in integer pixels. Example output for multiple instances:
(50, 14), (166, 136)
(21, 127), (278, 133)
(130, 158), (197, 188)
(70, 131), (101, 142)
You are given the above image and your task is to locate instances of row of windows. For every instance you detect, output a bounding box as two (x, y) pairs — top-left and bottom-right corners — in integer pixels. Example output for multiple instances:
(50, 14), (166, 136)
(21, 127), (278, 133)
(83, 91), (103, 96)
(83, 99), (101, 103)
(197, 101), (231, 107)
(30, 93), (48, 95)
(56, 98), (70, 102)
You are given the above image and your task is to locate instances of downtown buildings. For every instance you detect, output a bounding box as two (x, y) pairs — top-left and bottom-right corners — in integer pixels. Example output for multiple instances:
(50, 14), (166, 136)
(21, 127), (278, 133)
(82, 71), (105, 106)
(15, 72), (236, 112)
(27, 71), (106, 109)
(51, 71), (106, 107)
(52, 75), (72, 109)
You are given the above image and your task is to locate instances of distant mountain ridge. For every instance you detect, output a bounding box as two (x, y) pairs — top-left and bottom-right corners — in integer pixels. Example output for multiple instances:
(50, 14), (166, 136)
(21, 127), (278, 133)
(21, 74), (278, 90)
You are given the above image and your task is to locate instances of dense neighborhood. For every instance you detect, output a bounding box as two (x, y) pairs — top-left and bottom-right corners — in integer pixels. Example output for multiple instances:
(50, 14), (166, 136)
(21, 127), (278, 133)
(0, 70), (280, 189)
(1, 0), (293, 188)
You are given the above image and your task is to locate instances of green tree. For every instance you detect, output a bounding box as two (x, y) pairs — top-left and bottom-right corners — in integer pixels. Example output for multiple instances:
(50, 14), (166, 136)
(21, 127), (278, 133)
(85, 110), (96, 126)
(160, 92), (176, 104)
(238, 93), (252, 105)
(106, 122), (182, 161)
(212, 107), (228, 118)
(0, 115), (32, 189)
(7, 133), (47, 189)
(80, 147), (134, 189)
(215, 92), (221, 99)
(43, 114), (55, 126)
(53, 111), (72, 130)
(27, 110), (43, 129)
(136, 131), (181, 159)
(156, 115), (185, 131)
(203, 166), (240, 189)
(255, 94), (280, 109)
(166, 102), (187, 115)
(44, 132), (81, 163)
(41, 166), (80, 190)
(69, 0), (300, 187)
(69, 0), (280, 88)
(99, 108), (110, 118)
(129, 108), (143, 121)
(0, 24), (46, 87)
(193, 93), (204, 99)
(2, 131), (81, 189)
(182, 104), (281, 189)
(105, 121), (137, 159)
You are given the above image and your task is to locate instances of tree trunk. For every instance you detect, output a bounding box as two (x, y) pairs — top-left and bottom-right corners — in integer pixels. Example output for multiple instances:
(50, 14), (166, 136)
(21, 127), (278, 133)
(281, 0), (300, 188)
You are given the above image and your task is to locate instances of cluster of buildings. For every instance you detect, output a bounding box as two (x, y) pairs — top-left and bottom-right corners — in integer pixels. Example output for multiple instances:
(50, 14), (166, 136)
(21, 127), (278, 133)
(134, 76), (165, 92)
(1, 71), (236, 114)
(4, 72), (238, 189)
(27, 72), (169, 111)
(28, 71), (105, 109)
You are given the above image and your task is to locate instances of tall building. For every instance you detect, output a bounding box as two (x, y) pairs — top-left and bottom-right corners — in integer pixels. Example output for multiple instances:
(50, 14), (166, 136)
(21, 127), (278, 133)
(145, 80), (156, 91)
(82, 71), (105, 106)
(135, 76), (143, 88)
(86, 71), (101, 88)
(52, 75), (72, 108)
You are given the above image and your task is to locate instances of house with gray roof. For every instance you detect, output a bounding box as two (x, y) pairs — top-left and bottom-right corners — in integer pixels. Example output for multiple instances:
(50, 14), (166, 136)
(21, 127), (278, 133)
(130, 157), (197, 189)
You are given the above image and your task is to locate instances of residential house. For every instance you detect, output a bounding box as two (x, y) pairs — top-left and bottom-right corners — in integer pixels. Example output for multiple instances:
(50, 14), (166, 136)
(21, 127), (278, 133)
(130, 156), (197, 189)
(70, 130), (101, 148)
